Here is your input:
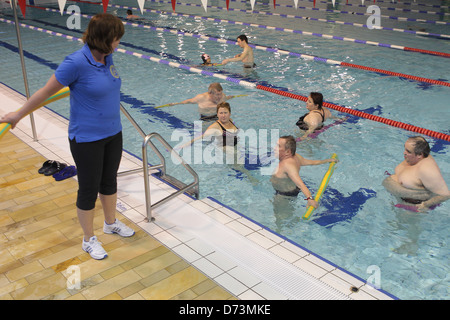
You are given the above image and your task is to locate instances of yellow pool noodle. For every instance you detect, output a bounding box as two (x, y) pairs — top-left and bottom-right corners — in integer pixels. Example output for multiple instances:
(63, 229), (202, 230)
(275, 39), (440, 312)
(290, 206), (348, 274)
(302, 153), (338, 220)
(0, 87), (70, 140)
(154, 103), (172, 109)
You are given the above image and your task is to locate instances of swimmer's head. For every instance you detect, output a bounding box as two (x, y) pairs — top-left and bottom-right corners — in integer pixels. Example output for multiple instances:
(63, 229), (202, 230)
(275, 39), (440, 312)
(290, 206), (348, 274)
(237, 35), (248, 44)
(217, 102), (231, 114)
(309, 92), (323, 109)
(127, 10), (132, 15)
(408, 136), (430, 158)
(208, 82), (223, 93)
(278, 136), (296, 156)
(201, 53), (210, 63)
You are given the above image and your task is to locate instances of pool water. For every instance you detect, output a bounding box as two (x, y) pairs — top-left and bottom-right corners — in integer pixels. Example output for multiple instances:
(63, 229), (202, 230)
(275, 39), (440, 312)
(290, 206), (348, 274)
(1, 0), (449, 300)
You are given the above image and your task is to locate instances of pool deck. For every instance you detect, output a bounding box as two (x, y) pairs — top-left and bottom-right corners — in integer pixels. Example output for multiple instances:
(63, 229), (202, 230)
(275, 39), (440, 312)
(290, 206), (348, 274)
(0, 83), (396, 300)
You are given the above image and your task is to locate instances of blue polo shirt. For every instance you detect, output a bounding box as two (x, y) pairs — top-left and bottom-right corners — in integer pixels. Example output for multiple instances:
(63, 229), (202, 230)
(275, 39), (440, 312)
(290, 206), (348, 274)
(55, 44), (122, 143)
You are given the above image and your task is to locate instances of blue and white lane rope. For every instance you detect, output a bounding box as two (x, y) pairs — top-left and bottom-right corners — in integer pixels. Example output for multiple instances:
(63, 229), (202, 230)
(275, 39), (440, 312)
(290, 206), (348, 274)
(147, 0), (450, 26)
(153, 0), (450, 39)
(296, 0), (449, 9)
(105, 3), (450, 57)
(269, 0), (450, 15)
(0, 17), (257, 89)
(8, 6), (449, 85)
(2, 18), (450, 142)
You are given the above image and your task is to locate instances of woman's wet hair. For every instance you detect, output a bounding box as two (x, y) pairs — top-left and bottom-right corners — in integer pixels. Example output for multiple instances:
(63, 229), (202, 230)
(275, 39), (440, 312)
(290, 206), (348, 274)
(217, 102), (231, 113)
(309, 92), (323, 109)
(201, 53), (209, 63)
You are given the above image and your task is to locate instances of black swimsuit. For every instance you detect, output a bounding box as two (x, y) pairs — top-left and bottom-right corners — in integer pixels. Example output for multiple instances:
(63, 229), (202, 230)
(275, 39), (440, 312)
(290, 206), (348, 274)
(200, 114), (218, 121)
(296, 109), (325, 131)
(275, 187), (300, 197)
(401, 198), (424, 205)
(216, 120), (239, 147)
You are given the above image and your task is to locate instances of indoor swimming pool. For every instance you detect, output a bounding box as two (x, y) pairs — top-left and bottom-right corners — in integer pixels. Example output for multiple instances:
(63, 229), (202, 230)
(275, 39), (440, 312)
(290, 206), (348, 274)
(1, 0), (449, 300)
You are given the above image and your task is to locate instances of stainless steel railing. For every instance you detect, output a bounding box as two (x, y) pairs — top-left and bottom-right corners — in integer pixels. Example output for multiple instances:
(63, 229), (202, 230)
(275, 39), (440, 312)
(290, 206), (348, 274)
(142, 133), (199, 222)
(119, 104), (199, 222)
(11, 0), (198, 222)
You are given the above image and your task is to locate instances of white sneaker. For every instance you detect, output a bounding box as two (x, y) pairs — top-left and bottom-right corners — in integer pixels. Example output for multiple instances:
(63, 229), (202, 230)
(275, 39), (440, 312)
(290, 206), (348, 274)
(82, 236), (108, 260)
(103, 219), (135, 237)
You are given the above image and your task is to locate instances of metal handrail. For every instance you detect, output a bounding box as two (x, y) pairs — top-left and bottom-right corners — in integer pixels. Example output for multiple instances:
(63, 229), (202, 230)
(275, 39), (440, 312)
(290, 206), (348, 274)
(117, 104), (147, 177)
(119, 104), (199, 222)
(142, 132), (199, 222)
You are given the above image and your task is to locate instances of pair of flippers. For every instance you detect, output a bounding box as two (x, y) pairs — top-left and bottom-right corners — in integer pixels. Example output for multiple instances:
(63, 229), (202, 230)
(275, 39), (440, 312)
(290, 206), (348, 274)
(38, 160), (77, 181)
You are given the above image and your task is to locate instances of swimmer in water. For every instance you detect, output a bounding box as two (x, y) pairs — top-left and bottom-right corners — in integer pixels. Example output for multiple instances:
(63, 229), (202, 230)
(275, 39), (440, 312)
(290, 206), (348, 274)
(221, 35), (256, 69)
(174, 102), (258, 184)
(200, 53), (220, 67)
(383, 136), (450, 212)
(126, 10), (140, 19)
(164, 83), (236, 121)
(270, 136), (338, 208)
(296, 92), (334, 140)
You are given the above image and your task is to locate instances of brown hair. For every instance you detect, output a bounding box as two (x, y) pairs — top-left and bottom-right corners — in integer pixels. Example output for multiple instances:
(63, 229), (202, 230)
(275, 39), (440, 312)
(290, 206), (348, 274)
(310, 92), (323, 109)
(237, 35), (248, 43)
(408, 136), (430, 158)
(82, 13), (125, 54)
(208, 82), (223, 93)
(280, 135), (296, 155)
(216, 102), (231, 114)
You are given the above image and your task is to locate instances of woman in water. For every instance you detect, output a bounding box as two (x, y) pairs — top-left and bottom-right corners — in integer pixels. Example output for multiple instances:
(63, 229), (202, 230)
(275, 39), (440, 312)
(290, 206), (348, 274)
(296, 92), (333, 140)
(200, 53), (221, 67)
(180, 102), (239, 150)
(175, 102), (260, 183)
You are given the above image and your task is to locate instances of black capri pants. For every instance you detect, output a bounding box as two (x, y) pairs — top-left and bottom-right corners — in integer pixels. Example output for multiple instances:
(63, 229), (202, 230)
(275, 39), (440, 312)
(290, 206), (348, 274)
(69, 131), (122, 210)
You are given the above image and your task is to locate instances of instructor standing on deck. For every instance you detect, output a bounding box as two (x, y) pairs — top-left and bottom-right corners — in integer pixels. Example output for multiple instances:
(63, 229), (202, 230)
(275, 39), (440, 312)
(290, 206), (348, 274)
(0, 13), (135, 260)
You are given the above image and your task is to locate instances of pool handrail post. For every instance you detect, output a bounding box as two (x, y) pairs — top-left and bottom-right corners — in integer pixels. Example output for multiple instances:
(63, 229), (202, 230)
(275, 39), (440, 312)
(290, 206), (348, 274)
(142, 132), (199, 222)
(11, 0), (38, 142)
(119, 104), (199, 221)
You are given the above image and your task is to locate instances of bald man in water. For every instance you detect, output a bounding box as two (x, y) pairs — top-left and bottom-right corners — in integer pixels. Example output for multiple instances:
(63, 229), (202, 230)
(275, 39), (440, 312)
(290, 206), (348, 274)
(383, 136), (450, 212)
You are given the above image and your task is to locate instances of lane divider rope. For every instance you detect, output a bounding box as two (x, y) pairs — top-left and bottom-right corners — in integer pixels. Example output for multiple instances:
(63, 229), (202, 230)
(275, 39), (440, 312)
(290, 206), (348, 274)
(149, 0), (450, 26)
(70, 0), (450, 58)
(256, 84), (450, 142)
(269, 0), (450, 14)
(2, 17), (449, 142)
(20, 4), (450, 86)
(296, 0), (449, 10)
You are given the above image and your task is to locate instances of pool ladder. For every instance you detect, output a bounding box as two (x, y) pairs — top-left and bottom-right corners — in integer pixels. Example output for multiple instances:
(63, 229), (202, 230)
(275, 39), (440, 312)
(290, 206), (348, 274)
(118, 104), (199, 222)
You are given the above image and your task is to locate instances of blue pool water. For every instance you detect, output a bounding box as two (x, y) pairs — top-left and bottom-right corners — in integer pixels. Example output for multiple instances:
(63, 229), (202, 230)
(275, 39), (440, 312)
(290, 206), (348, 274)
(1, 0), (449, 300)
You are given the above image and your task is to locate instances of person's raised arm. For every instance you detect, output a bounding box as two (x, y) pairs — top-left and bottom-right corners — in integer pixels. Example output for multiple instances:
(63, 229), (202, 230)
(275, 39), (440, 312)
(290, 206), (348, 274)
(166, 92), (206, 107)
(0, 75), (64, 129)
(221, 47), (249, 65)
(297, 154), (338, 166)
(177, 122), (221, 150)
